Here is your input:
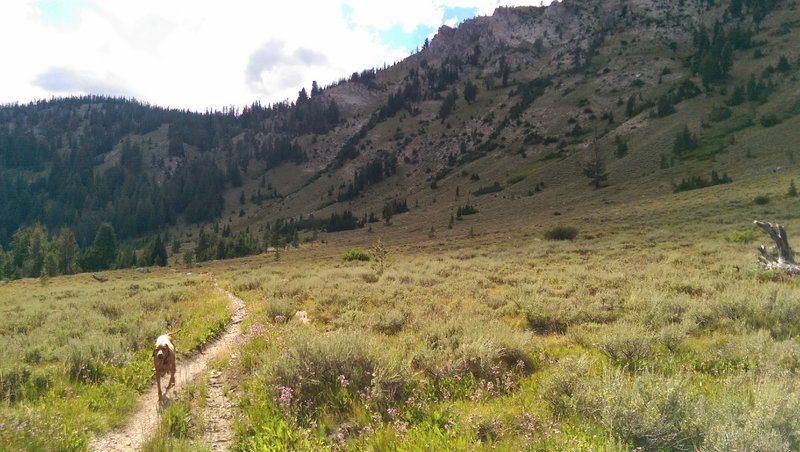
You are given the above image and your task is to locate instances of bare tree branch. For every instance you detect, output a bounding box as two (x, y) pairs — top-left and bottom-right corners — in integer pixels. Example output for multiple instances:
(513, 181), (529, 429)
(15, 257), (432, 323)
(754, 220), (800, 275)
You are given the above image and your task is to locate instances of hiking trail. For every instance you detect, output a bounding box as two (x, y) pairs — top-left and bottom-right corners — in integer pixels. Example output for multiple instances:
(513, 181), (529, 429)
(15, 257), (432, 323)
(88, 289), (246, 452)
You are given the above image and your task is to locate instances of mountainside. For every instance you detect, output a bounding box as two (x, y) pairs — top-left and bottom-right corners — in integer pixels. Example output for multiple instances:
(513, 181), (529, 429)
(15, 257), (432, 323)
(0, 0), (796, 270)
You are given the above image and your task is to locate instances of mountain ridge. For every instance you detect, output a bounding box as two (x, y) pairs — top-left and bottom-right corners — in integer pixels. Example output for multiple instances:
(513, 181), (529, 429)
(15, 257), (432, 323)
(0, 0), (795, 276)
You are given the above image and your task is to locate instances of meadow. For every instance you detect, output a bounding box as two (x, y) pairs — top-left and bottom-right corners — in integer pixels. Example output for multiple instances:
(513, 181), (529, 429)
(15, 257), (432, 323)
(3, 172), (800, 450)
(213, 175), (800, 450)
(0, 269), (230, 450)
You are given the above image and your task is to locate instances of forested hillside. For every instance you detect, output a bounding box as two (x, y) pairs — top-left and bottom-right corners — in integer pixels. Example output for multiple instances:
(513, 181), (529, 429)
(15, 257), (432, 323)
(0, 0), (795, 280)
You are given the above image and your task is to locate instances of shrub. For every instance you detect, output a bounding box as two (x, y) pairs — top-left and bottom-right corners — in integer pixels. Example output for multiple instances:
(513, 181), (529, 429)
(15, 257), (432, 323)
(575, 369), (708, 450)
(753, 195), (771, 205)
(272, 329), (410, 406)
(412, 320), (533, 383)
(704, 378), (800, 451)
(760, 114), (782, 127)
(263, 298), (297, 323)
(456, 204), (478, 217)
(708, 105), (732, 122)
(342, 248), (370, 262)
(724, 230), (759, 244)
(614, 135), (628, 158)
(673, 125), (698, 155)
(544, 225), (579, 241)
(369, 239), (391, 276)
(0, 365), (31, 402)
(372, 309), (406, 335)
(673, 171), (732, 192)
(472, 182), (503, 196)
(66, 348), (104, 383)
(540, 355), (592, 415)
(595, 323), (658, 368)
(522, 294), (611, 334)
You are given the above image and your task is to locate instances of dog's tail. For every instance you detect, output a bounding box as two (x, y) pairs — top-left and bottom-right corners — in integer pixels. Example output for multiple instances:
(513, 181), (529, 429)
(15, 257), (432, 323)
(166, 329), (182, 340)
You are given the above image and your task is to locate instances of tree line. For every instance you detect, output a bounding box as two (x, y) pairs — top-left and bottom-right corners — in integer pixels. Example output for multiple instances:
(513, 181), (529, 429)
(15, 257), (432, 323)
(0, 92), (343, 246)
(0, 222), (168, 280)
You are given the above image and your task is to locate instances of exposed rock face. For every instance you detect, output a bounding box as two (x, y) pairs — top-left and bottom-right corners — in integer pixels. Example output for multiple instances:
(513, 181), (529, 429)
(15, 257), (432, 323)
(423, 0), (704, 68)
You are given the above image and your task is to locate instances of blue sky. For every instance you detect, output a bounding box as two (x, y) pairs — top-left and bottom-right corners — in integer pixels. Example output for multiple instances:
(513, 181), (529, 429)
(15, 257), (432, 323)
(344, 5), (479, 53)
(34, 0), (89, 26)
(0, 1), (548, 111)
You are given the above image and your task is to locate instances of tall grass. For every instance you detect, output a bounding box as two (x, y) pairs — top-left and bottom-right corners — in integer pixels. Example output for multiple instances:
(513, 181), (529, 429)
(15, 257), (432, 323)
(0, 270), (229, 450)
(223, 217), (800, 449)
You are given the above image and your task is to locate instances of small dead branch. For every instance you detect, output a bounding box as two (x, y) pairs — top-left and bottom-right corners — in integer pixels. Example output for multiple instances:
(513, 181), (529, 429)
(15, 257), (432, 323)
(753, 220), (800, 275)
(92, 274), (108, 283)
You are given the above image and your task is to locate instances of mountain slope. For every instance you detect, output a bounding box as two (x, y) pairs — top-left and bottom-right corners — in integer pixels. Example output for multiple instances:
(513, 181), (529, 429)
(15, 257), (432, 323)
(0, 0), (796, 255)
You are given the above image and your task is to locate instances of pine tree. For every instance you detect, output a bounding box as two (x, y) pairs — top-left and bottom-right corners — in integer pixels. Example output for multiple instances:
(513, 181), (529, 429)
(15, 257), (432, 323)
(625, 95), (637, 117)
(148, 235), (168, 267)
(583, 135), (608, 189)
(24, 225), (48, 278)
(94, 223), (118, 269)
(54, 227), (80, 275)
(463, 81), (478, 104)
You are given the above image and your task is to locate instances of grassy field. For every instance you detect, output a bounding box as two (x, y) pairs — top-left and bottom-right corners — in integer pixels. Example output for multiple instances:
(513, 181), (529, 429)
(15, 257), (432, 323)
(208, 173), (800, 450)
(2, 170), (800, 450)
(0, 269), (230, 450)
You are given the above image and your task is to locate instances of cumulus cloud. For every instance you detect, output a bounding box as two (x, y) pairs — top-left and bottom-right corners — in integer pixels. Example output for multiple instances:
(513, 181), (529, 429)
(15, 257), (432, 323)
(33, 67), (136, 98)
(293, 48), (328, 67)
(246, 41), (329, 94)
(246, 41), (290, 84)
(0, 0), (553, 111)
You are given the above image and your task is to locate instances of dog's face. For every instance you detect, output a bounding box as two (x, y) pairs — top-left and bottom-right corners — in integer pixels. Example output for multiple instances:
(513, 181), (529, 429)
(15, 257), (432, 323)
(153, 344), (170, 365)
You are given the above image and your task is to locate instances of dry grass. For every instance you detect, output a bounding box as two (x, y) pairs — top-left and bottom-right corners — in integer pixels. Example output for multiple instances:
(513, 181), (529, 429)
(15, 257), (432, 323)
(221, 177), (800, 449)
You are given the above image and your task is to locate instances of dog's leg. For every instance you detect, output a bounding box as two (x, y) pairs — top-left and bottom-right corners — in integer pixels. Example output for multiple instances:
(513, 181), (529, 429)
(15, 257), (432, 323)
(156, 369), (163, 401)
(167, 368), (175, 389)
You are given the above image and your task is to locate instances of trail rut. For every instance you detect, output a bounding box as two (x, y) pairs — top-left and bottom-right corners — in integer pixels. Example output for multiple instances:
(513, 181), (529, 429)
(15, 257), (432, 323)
(89, 290), (246, 452)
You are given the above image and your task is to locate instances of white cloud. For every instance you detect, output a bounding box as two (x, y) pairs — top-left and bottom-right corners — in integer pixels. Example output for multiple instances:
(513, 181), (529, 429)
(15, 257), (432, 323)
(0, 0), (552, 111)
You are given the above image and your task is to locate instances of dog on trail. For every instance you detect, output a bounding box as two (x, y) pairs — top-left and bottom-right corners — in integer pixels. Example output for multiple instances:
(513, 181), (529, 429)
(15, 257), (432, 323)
(153, 334), (176, 402)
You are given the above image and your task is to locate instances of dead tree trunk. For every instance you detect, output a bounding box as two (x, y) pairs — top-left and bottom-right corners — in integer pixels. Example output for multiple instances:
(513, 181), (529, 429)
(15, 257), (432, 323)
(754, 220), (800, 275)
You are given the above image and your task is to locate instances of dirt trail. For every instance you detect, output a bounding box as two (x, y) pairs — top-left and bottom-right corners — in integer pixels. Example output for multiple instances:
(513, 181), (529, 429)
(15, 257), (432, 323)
(89, 290), (246, 452)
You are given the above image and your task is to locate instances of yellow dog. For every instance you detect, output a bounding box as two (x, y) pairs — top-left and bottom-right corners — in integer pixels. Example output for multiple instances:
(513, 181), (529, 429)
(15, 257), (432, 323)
(152, 334), (176, 402)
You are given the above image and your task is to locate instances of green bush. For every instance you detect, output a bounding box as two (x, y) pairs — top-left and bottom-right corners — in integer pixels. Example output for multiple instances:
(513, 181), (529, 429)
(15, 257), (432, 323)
(0, 365), (31, 402)
(342, 248), (370, 262)
(754, 195), (771, 205)
(272, 329), (410, 407)
(540, 355), (592, 416)
(595, 323), (658, 368)
(724, 230), (759, 244)
(673, 171), (732, 193)
(708, 105), (733, 122)
(576, 369), (708, 450)
(705, 378), (800, 450)
(544, 225), (579, 241)
(372, 309), (406, 335)
(412, 320), (533, 383)
(760, 114), (782, 127)
(263, 298), (297, 323)
(472, 182), (504, 196)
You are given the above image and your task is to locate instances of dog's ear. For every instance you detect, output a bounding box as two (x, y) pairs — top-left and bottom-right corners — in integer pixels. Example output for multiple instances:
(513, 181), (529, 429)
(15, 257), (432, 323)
(152, 347), (158, 357)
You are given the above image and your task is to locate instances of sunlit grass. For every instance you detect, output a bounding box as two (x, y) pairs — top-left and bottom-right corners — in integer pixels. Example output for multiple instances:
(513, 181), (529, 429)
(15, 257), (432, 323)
(0, 269), (229, 450)
(222, 203), (800, 449)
